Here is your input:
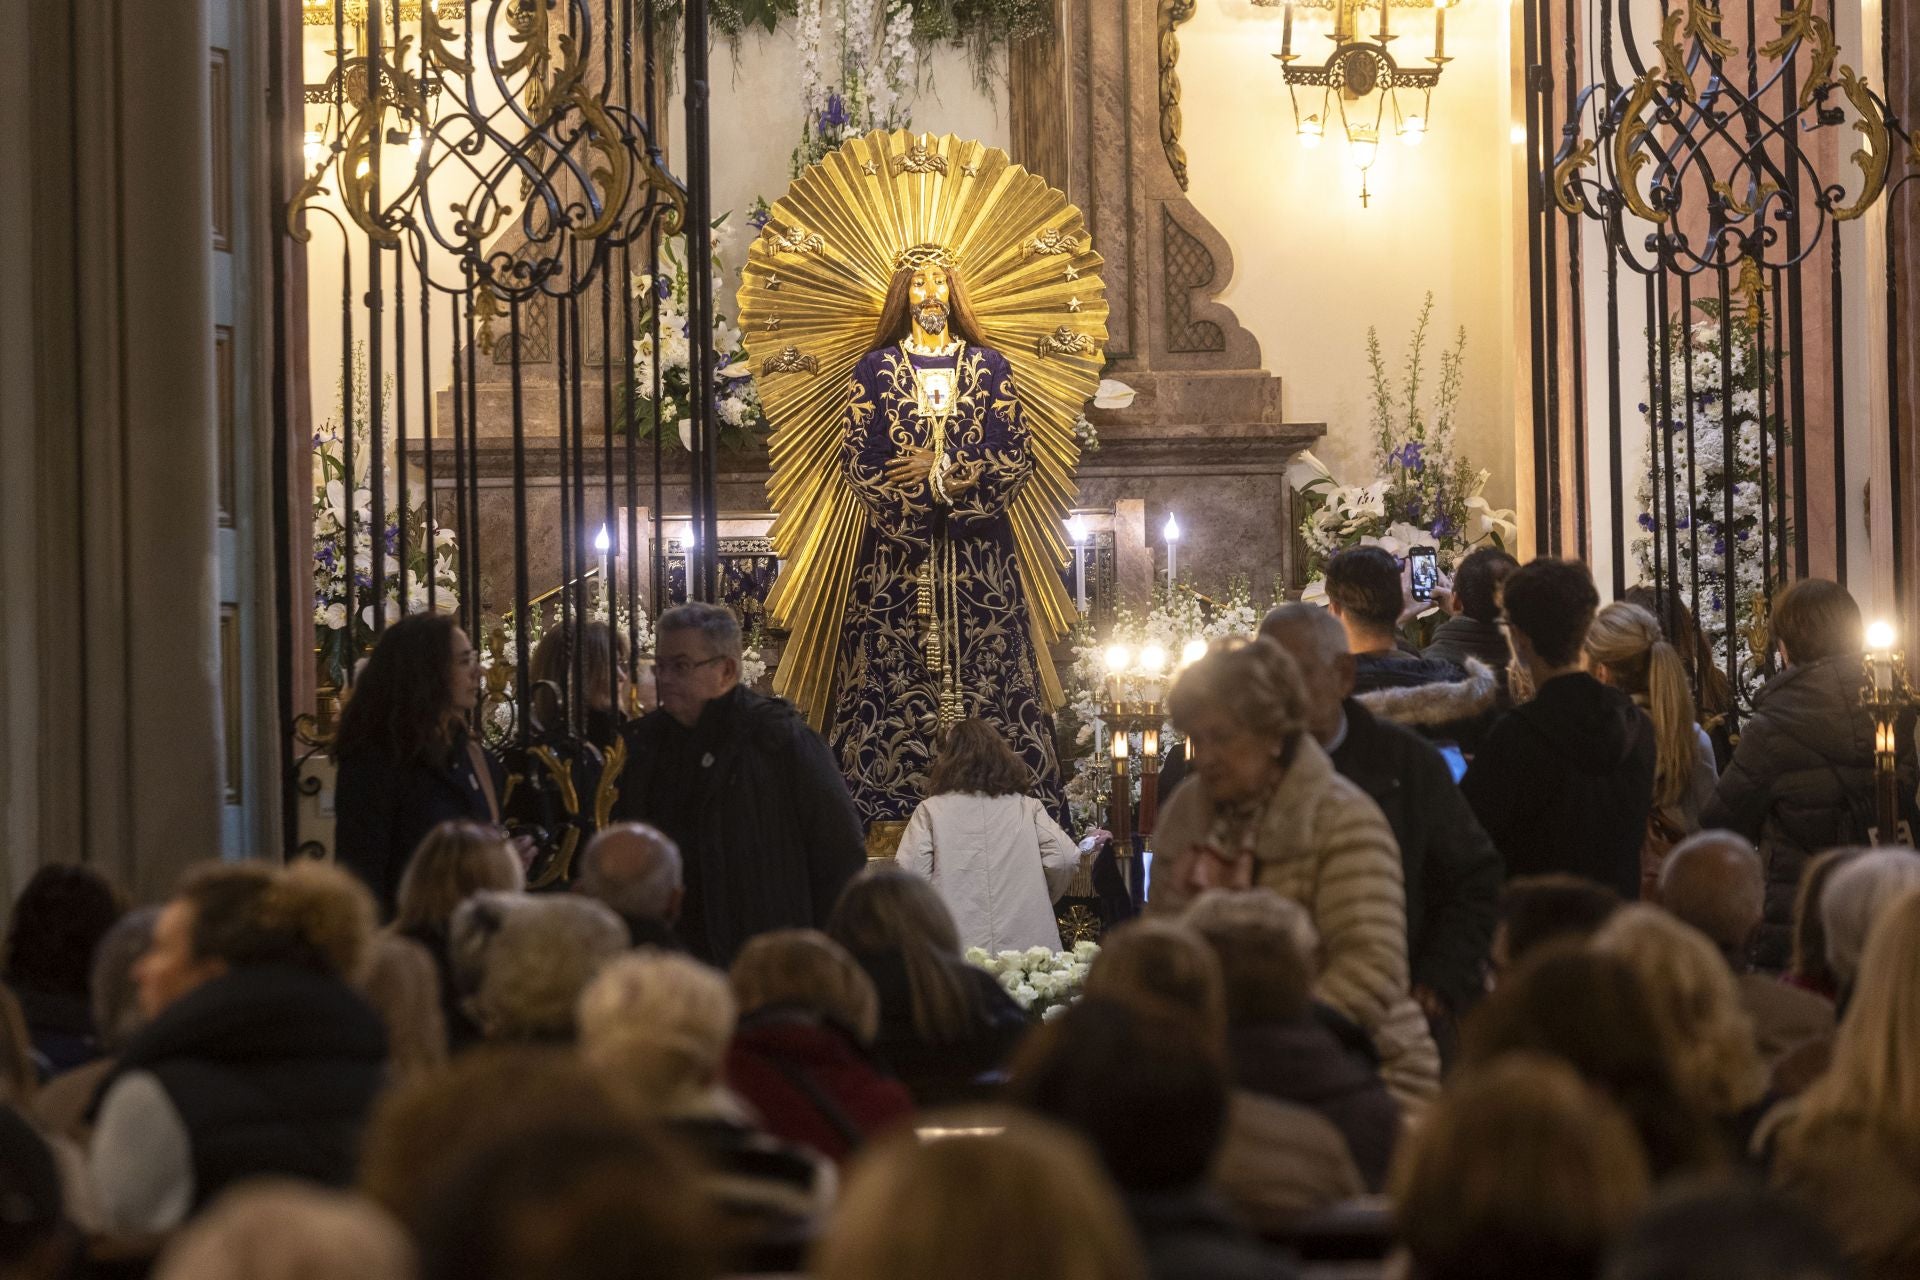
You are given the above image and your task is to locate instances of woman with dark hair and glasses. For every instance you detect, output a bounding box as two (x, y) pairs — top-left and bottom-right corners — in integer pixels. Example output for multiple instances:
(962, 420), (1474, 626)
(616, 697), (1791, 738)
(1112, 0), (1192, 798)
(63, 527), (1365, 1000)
(332, 613), (506, 917)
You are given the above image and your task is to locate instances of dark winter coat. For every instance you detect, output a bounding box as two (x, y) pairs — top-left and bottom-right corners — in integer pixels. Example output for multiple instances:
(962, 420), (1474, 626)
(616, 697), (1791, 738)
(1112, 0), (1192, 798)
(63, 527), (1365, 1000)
(103, 965), (387, 1208)
(1125, 1188), (1303, 1280)
(1702, 654), (1880, 970)
(724, 1007), (914, 1163)
(613, 685), (866, 966)
(853, 948), (1029, 1106)
(1228, 1019), (1401, 1193)
(1352, 650), (1467, 694)
(1421, 614), (1512, 672)
(1461, 672), (1657, 901)
(333, 733), (505, 916)
(1330, 699), (1502, 1013)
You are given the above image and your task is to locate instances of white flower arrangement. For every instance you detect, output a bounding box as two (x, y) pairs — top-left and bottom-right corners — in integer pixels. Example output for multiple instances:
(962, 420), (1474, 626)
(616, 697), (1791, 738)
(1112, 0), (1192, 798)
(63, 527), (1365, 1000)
(313, 342), (461, 688)
(624, 216), (765, 454)
(1633, 301), (1784, 683)
(788, 0), (918, 178)
(966, 941), (1098, 1021)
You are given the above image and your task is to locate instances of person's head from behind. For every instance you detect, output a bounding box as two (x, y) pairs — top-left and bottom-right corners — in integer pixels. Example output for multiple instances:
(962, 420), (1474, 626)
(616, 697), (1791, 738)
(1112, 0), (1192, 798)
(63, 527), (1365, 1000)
(1182, 889), (1319, 1028)
(415, 1118), (718, 1280)
(395, 820), (524, 936)
(729, 930), (879, 1045)
(1490, 874), (1621, 985)
(1796, 887), (1920, 1143)
(1769, 577), (1861, 667)
(1790, 846), (1869, 994)
(1819, 847), (1920, 996)
(1585, 602), (1700, 809)
(1257, 603), (1353, 744)
(653, 603), (743, 728)
(1452, 547), (1521, 625)
(358, 1045), (620, 1230)
(136, 861), (376, 1022)
(0, 1105), (73, 1280)
(1657, 831), (1764, 966)
(529, 620), (630, 727)
(577, 951), (736, 1117)
(355, 933), (448, 1081)
(1166, 636), (1309, 805)
(449, 892), (628, 1042)
(1082, 920), (1227, 1049)
(1323, 545), (1404, 649)
(1590, 906), (1766, 1118)
(1009, 998), (1227, 1195)
(813, 1109), (1144, 1280)
(827, 863), (979, 1045)
(1500, 558), (1600, 675)
(334, 611), (479, 762)
(1602, 1179), (1852, 1280)
(576, 823), (683, 931)
(1464, 944), (1713, 1178)
(1393, 1053), (1650, 1280)
(927, 719), (1035, 799)
(90, 907), (159, 1056)
(3, 864), (123, 1002)
(153, 1180), (414, 1280)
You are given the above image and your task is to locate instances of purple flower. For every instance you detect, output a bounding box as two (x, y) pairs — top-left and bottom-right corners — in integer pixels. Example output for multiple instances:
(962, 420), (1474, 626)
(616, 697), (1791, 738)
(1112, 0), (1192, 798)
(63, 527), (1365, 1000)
(1390, 441), (1427, 472)
(747, 204), (772, 232)
(655, 274), (672, 302)
(818, 91), (849, 138)
(1430, 515), (1455, 539)
(1637, 513), (1657, 531)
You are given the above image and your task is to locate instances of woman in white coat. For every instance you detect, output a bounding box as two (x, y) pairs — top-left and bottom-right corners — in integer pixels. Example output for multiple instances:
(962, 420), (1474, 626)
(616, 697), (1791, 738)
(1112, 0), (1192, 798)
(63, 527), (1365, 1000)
(896, 720), (1081, 953)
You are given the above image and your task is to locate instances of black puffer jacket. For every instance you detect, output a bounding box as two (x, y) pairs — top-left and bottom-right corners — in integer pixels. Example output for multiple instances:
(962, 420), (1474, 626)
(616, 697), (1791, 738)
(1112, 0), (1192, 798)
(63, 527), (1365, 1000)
(1702, 655), (1879, 970)
(104, 965), (387, 1209)
(1461, 673), (1656, 901)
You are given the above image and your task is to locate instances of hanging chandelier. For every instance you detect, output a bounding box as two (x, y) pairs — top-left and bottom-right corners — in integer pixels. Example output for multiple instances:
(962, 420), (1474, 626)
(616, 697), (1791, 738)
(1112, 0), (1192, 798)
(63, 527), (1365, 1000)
(1266, 0), (1454, 206)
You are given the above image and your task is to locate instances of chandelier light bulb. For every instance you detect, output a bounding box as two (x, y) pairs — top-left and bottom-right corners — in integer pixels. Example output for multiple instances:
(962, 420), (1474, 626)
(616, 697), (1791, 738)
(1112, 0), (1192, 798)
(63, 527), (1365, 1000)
(1105, 644), (1134, 675)
(1349, 137), (1379, 170)
(303, 130), (326, 169)
(355, 156), (371, 179)
(1066, 514), (1088, 545)
(1400, 114), (1427, 145)
(594, 524), (612, 554)
(408, 126), (424, 159)
(1163, 512), (1181, 544)
(1866, 620), (1896, 652)
(1298, 115), (1325, 148)
(1181, 638), (1209, 668)
(1138, 644), (1168, 674)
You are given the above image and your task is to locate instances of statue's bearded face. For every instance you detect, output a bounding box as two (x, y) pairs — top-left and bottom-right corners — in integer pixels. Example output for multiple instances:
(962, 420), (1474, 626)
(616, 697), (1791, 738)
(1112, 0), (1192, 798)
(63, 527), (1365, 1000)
(910, 266), (951, 336)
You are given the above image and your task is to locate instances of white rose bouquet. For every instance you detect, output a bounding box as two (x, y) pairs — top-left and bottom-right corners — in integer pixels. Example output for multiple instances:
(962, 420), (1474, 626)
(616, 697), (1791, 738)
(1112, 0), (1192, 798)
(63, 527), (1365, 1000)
(966, 941), (1098, 1022)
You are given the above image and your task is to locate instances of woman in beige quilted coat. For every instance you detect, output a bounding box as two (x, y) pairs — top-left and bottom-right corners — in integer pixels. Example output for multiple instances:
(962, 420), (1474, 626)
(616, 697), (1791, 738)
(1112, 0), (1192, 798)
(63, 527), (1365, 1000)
(1149, 636), (1440, 1107)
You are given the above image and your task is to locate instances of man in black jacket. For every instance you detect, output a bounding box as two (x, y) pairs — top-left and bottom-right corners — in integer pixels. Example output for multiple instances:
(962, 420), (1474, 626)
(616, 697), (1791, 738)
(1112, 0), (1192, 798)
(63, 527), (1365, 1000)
(613, 604), (866, 965)
(1324, 546), (1466, 692)
(1461, 559), (1655, 901)
(1261, 604), (1502, 1024)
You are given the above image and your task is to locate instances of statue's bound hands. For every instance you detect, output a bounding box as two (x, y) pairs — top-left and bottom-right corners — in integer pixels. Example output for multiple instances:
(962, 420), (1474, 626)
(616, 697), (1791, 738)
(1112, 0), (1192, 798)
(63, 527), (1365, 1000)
(942, 457), (982, 497)
(884, 446), (936, 491)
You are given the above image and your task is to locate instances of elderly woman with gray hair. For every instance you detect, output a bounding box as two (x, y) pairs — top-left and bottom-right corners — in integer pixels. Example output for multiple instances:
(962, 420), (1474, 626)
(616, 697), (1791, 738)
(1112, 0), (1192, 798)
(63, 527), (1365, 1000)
(1150, 636), (1440, 1107)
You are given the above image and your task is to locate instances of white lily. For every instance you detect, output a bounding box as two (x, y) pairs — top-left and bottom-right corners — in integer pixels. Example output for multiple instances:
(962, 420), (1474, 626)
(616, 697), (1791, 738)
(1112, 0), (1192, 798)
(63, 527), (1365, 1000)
(1286, 448), (1335, 492)
(1092, 378), (1136, 410)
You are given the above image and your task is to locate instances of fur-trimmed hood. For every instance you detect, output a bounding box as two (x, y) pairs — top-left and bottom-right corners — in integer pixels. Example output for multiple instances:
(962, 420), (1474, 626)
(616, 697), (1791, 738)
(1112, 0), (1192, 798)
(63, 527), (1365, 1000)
(1355, 659), (1501, 729)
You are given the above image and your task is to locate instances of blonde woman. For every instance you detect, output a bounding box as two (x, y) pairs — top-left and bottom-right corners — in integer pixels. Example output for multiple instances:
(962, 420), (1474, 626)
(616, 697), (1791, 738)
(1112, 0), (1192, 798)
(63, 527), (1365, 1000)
(1151, 636), (1440, 1107)
(393, 819), (525, 1049)
(1589, 905), (1768, 1134)
(1773, 888), (1920, 1277)
(1585, 602), (1718, 896)
(812, 1109), (1146, 1280)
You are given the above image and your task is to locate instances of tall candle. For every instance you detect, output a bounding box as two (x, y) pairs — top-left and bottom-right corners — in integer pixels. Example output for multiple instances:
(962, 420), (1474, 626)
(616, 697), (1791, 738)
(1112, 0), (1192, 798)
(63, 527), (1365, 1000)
(1434, 3), (1445, 58)
(1281, 1), (1294, 56)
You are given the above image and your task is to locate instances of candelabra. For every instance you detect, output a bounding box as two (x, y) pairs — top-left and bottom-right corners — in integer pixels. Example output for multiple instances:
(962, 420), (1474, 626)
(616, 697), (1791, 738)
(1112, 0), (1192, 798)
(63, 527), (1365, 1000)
(1862, 621), (1916, 845)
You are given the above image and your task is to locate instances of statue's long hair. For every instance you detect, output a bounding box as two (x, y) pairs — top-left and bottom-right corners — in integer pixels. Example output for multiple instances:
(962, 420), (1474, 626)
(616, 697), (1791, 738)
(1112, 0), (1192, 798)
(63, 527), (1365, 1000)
(872, 265), (989, 349)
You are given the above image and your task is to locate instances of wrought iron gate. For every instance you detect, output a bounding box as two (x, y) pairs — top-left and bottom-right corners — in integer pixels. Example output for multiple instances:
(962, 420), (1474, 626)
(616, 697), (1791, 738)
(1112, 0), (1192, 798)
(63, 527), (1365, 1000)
(1523, 0), (1917, 725)
(287, 0), (720, 857)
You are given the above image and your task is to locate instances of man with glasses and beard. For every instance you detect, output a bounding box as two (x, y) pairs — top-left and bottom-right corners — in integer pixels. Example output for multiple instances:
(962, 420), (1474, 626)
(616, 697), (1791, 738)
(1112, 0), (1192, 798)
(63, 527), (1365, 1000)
(613, 603), (864, 965)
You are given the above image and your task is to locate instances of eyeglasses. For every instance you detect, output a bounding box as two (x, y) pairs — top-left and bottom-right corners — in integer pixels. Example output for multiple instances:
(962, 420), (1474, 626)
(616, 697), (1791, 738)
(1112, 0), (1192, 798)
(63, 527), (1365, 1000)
(655, 655), (727, 679)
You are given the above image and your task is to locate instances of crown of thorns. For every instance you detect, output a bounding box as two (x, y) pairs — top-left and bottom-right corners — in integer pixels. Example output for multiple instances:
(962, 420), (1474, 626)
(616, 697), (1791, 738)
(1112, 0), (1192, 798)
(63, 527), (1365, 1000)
(892, 242), (958, 273)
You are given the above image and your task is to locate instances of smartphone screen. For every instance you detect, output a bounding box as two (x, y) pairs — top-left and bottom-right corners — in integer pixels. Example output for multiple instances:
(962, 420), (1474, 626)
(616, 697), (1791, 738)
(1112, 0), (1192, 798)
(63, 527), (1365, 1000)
(1409, 547), (1438, 602)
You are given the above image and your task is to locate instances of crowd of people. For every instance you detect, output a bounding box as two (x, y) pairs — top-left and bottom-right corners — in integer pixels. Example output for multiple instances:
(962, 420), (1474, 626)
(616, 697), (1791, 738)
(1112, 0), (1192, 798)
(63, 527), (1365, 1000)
(1, 556), (1917, 1280)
